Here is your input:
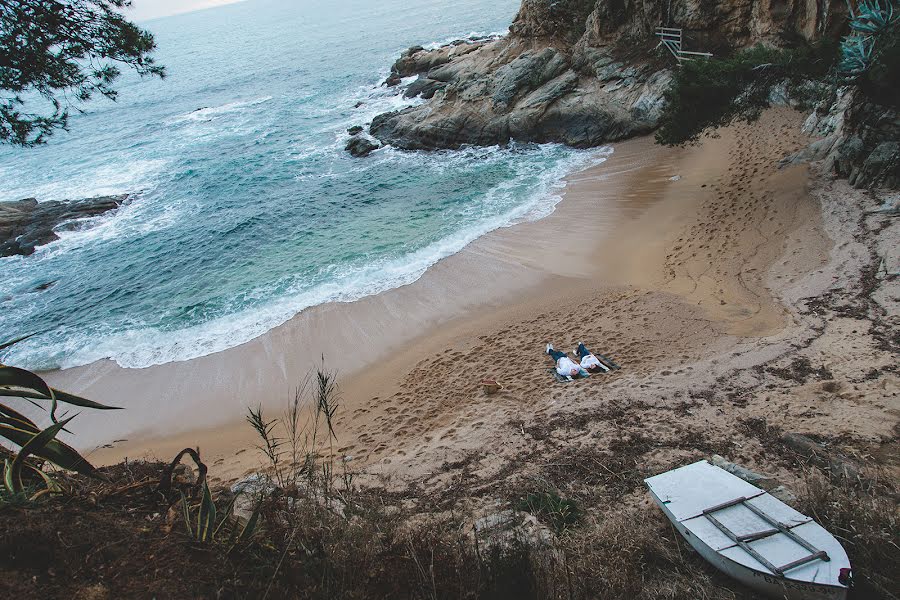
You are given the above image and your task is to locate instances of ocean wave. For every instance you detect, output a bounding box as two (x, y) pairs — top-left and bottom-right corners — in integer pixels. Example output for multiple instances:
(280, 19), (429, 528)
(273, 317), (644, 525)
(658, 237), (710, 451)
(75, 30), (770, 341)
(166, 96), (274, 124)
(3, 144), (613, 370)
(34, 195), (182, 260)
(0, 158), (169, 204)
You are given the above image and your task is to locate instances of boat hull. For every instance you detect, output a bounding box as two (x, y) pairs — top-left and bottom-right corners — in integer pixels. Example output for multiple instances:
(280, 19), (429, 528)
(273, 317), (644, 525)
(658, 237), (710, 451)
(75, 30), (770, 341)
(655, 491), (848, 600)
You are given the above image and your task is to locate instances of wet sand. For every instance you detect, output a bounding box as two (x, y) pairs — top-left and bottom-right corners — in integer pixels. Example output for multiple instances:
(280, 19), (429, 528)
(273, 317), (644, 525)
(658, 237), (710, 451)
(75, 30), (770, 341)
(46, 109), (898, 490)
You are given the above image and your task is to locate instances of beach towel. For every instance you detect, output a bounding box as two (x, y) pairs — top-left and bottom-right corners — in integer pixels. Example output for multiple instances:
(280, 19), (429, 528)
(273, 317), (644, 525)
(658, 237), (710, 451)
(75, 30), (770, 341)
(595, 352), (621, 371)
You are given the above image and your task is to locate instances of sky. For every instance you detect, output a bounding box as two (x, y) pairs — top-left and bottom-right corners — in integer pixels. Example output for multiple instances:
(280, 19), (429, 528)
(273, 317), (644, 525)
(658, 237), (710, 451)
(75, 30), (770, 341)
(125, 0), (248, 21)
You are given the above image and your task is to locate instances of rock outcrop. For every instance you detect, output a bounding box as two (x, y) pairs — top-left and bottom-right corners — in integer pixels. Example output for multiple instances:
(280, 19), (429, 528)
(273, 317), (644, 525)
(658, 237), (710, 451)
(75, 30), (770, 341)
(370, 36), (671, 150)
(0, 194), (129, 257)
(797, 87), (900, 189)
(367, 0), (851, 151)
(345, 135), (380, 157)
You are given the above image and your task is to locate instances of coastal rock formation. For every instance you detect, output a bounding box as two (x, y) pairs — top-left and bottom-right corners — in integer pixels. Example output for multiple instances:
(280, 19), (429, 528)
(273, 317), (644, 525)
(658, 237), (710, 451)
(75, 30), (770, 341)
(369, 0), (851, 151)
(370, 38), (671, 149)
(798, 87), (900, 189)
(345, 136), (380, 157)
(0, 194), (129, 257)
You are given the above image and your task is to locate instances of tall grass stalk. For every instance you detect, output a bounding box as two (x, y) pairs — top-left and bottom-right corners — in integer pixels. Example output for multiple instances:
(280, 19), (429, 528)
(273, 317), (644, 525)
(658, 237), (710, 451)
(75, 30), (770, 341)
(247, 364), (342, 495)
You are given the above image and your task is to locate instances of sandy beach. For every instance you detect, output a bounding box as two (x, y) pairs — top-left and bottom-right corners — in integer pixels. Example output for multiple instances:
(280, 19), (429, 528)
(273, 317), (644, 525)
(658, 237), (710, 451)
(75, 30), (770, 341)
(48, 108), (898, 495)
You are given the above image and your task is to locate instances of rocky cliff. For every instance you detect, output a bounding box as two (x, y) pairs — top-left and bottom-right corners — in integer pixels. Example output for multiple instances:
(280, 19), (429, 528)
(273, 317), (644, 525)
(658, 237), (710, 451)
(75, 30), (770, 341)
(368, 0), (850, 151)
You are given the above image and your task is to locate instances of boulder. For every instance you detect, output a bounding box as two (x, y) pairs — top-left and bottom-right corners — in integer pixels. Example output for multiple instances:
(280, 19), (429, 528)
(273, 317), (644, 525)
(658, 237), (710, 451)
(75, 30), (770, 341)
(403, 77), (445, 100)
(345, 136), (380, 157)
(852, 141), (900, 189)
(833, 135), (865, 179)
(473, 509), (554, 550)
(230, 473), (277, 523)
(780, 432), (862, 481)
(0, 194), (129, 257)
(347, 125), (363, 136)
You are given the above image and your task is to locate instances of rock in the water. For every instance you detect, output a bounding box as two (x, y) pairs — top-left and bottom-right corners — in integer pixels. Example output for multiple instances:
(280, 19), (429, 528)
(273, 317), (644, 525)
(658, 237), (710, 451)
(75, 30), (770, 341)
(0, 194), (129, 257)
(345, 136), (380, 157)
(347, 125), (364, 136)
(32, 280), (57, 292)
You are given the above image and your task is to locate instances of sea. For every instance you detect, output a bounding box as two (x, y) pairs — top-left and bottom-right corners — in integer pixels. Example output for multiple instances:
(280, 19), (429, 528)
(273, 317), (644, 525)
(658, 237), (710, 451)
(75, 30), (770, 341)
(0, 0), (610, 370)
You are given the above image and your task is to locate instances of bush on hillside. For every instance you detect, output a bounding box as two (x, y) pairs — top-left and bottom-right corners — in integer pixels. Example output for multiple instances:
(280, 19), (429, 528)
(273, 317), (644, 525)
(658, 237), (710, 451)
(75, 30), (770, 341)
(860, 23), (900, 104)
(655, 43), (838, 146)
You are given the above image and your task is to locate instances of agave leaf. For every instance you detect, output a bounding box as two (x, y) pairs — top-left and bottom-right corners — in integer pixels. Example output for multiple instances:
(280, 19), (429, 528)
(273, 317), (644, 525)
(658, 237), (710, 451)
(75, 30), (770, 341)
(3, 459), (14, 493)
(237, 500), (262, 544)
(179, 490), (193, 538)
(1, 388), (121, 411)
(0, 406), (74, 437)
(0, 402), (38, 430)
(25, 464), (60, 494)
(197, 482), (217, 542)
(0, 333), (36, 353)
(10, 417), (74, 493)
(29, 487), (54, 501)
(214, 493), (240, 537)
(0, 423), (96, 476)
(0, 367), (53, 400)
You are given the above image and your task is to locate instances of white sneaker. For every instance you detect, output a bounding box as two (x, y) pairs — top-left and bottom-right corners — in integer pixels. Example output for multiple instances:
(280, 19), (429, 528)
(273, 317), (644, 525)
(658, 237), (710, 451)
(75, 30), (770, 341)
(546, 343), (553, 354)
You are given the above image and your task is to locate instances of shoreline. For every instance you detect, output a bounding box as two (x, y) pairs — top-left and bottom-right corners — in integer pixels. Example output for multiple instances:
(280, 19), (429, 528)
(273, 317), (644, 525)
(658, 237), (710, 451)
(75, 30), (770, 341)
(47, 108), (898, 497)
(47, 135), (675, 461)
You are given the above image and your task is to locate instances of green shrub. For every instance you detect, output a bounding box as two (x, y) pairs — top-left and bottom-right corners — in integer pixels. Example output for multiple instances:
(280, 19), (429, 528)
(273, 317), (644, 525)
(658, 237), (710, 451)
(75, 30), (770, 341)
(655, 43), (838, 146)
(860, 18), (900, 104)
(517, 490), (581, 534)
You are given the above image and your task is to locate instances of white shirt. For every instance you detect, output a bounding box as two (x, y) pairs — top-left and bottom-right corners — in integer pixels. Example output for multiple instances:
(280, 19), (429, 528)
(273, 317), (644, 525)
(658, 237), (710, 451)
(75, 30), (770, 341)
(580, 354), (609, 372)
(556, 356), (582, 378)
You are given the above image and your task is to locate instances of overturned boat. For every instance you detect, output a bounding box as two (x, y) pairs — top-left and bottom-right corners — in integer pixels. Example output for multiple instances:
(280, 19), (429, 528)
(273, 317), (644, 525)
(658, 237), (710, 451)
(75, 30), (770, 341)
(645, 460), (851, 600)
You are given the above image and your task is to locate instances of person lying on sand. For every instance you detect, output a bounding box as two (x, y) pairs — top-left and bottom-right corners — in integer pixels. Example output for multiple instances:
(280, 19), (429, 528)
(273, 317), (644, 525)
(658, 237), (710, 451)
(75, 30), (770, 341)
(546, 343), (588, 379)
(575, 342), (610, 374)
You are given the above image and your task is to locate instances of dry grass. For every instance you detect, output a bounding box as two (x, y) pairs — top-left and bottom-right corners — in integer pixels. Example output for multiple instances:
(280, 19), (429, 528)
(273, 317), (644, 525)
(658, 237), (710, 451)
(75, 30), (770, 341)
(797, 471), (900, 600)
(2, 450), (898, 599)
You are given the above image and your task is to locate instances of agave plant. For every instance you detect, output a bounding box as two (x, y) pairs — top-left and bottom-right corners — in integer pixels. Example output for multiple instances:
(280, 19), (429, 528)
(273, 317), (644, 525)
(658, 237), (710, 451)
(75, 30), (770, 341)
(840, 34), (877, 73)
(159, 447), (261, 546)
(847, 0), (898, 33)
(0, 334), (121, 501)
(177, 480), (261, 546)
(840, 0), (898, 74)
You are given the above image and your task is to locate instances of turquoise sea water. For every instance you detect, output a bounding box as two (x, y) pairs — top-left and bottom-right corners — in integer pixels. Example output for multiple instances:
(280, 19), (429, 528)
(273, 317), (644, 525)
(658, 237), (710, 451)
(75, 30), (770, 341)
(0, 0), (608, 370)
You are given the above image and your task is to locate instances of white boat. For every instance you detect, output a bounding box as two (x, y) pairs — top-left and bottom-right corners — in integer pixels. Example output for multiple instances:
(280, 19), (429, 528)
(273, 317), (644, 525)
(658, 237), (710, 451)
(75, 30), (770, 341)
(645, 460), (851, 600)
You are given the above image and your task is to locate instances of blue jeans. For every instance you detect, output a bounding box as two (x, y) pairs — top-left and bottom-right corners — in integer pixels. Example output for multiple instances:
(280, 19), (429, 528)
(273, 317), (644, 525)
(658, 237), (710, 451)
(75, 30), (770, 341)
(576, 343), (590, 359)
(548, 348), (568, 362)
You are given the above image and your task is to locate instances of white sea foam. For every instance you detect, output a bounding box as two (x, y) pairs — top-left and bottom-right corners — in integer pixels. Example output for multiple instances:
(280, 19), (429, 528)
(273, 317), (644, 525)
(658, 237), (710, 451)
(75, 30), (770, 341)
(166, 96), (274, 124)
(420, 29), (508, 50)
(34, 196), (182, 260)
(0, 158), (169, 204)
(17, 144), (614, 370)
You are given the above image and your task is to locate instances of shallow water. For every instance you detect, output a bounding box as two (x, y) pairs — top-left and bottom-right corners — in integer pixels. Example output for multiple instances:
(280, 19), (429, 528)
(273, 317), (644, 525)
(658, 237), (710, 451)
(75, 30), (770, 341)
(0, 0), (608, 370)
